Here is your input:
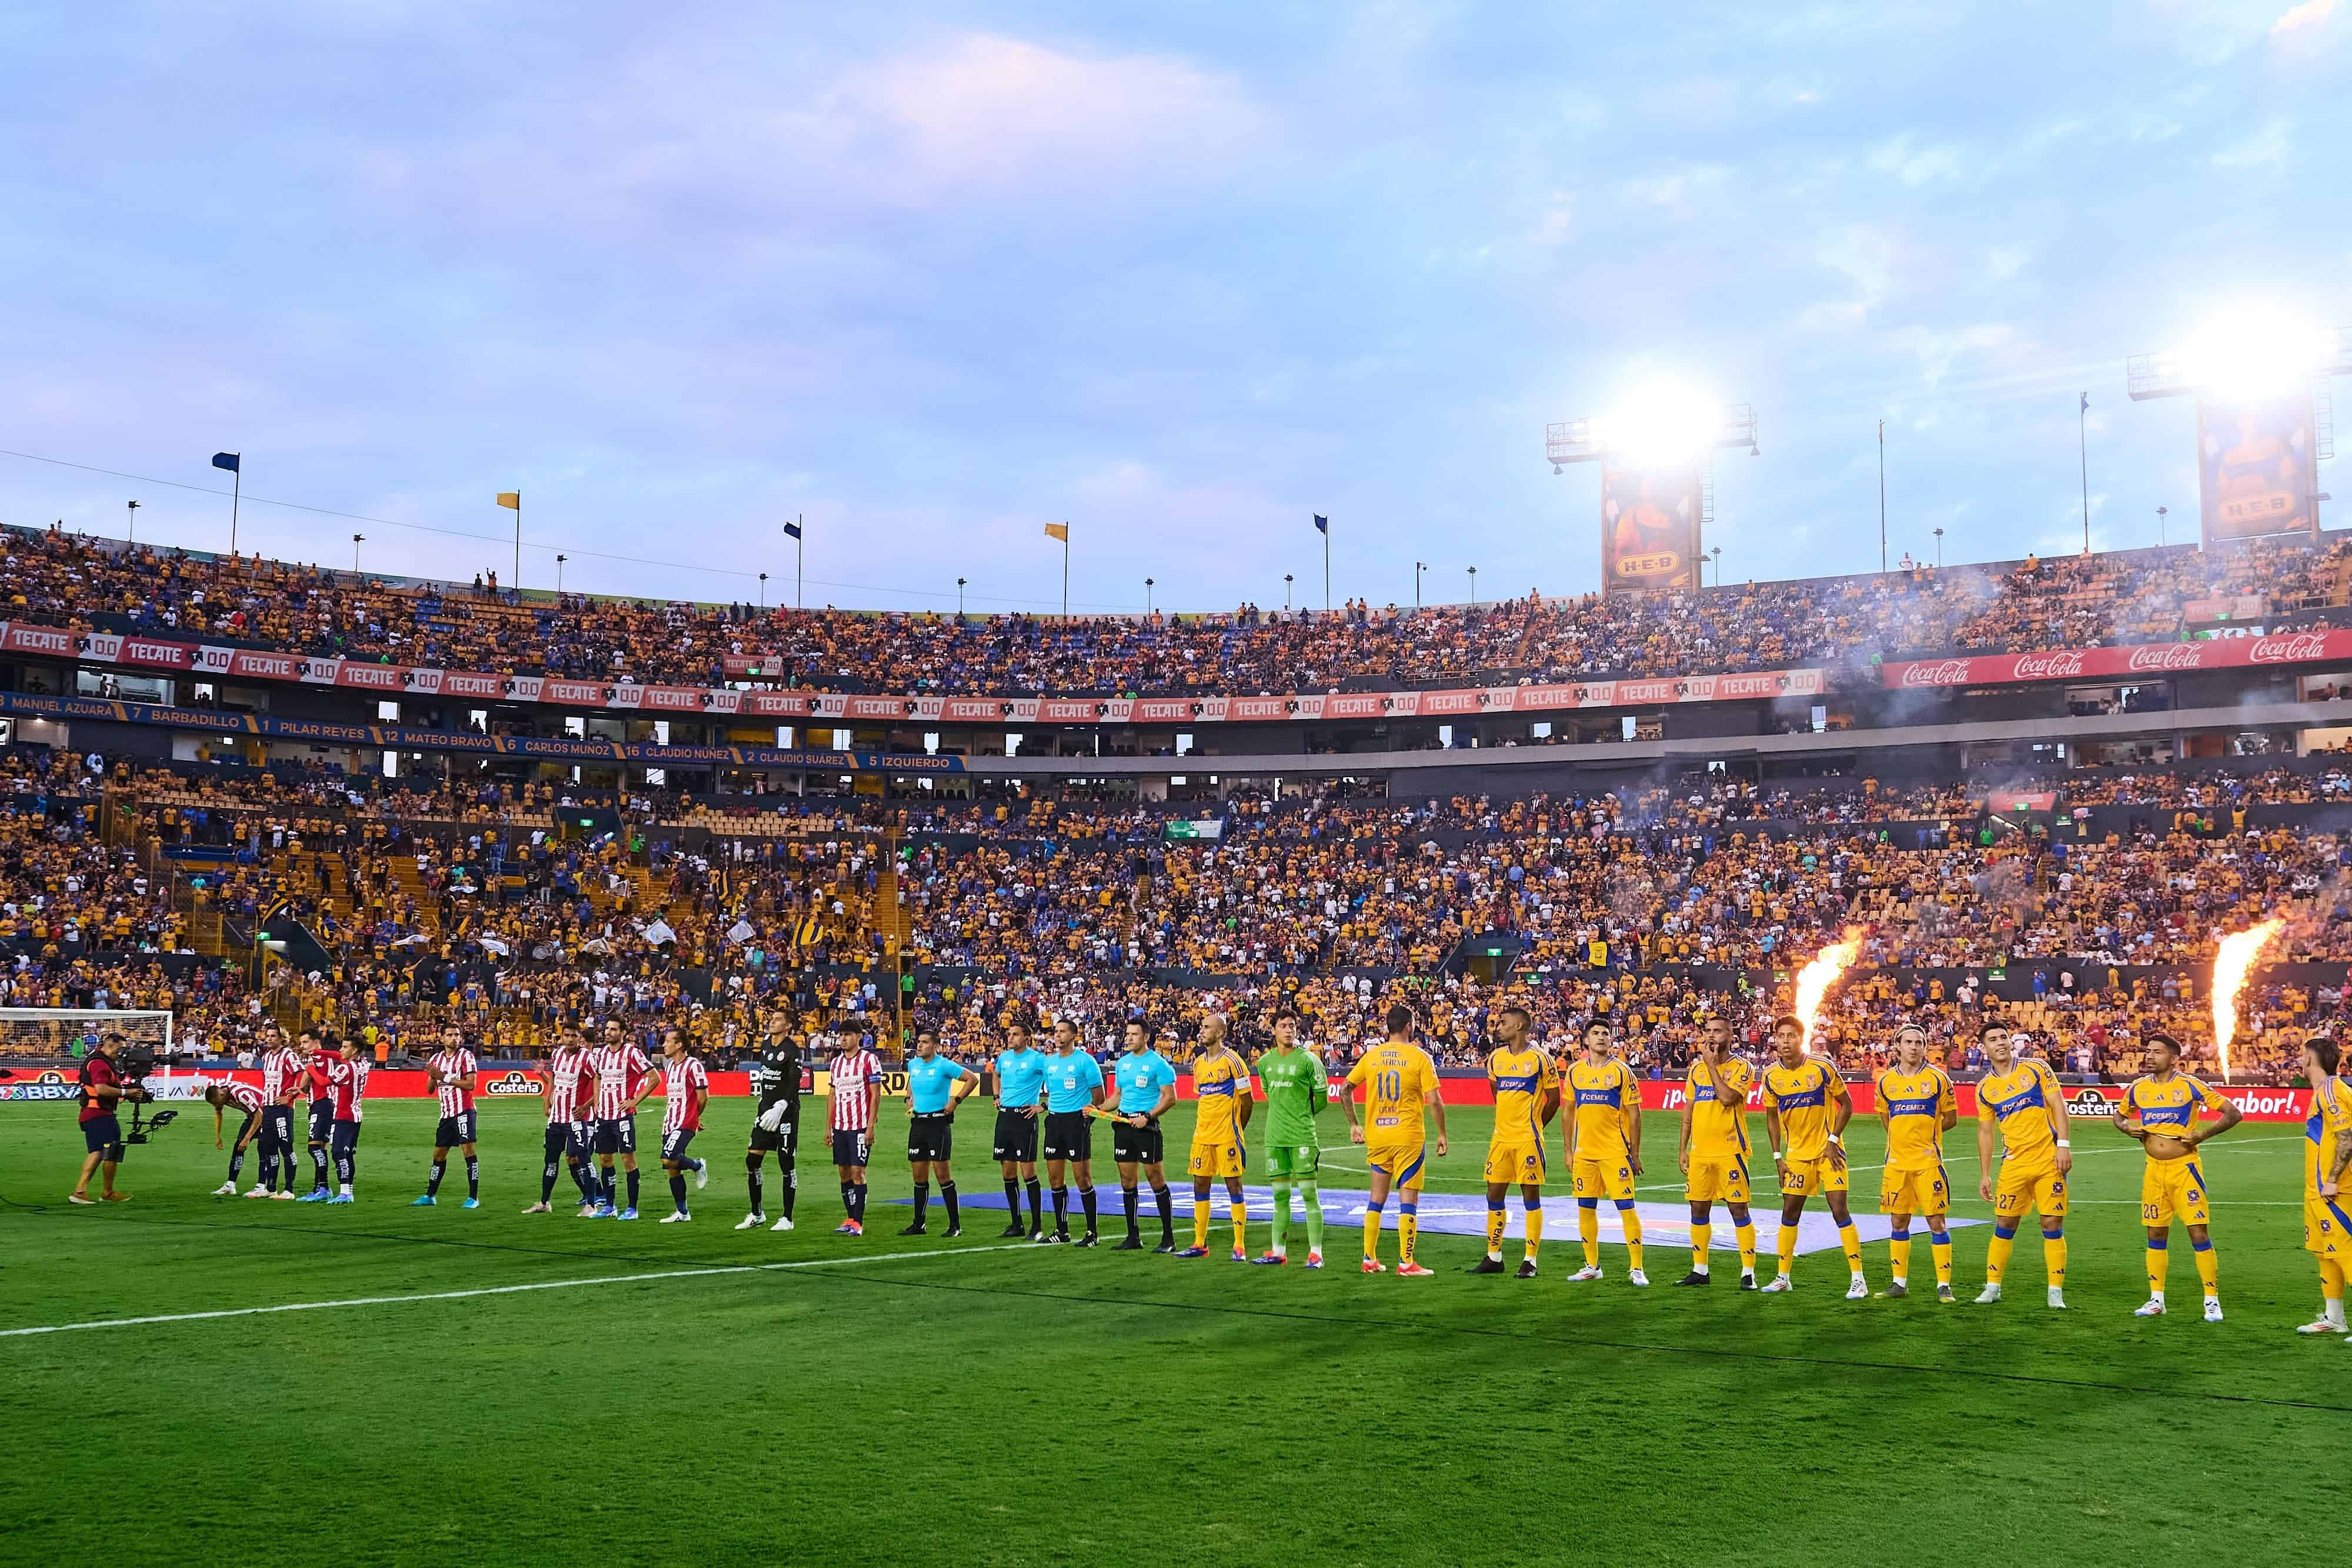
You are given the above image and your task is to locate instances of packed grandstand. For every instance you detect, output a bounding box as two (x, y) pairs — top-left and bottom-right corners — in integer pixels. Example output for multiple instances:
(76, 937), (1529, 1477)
(4, 518), (2351, 1090)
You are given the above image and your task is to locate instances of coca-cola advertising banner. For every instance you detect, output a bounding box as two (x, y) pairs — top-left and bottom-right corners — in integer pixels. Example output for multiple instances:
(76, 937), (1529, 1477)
(1879, 630), (2349, 691)
(1, 618), (1829, 726)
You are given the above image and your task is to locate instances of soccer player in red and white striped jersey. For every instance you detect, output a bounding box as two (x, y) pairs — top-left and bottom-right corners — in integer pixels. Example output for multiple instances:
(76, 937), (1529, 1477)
(527, 1023), (598, 1214)
(202, 1079), (266, 1196)
(253, 1026), (306, 1198)
(657, 1027), (711, 1223)
(415, 1025), (482, 1209)
(308, 1035), (368, 1204)
(829, 1030), (886, 1235)
(583, 1021), (654, 1219)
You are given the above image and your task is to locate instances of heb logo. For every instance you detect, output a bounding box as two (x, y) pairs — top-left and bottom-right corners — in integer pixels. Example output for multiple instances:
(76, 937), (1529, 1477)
(2011, 650), (2086, 680)
(2251, 633), (2330, 664)
(1899, 658), (1975, 688)
(480, 1071), (543, 1096)
(2125, 643), (2209, 673)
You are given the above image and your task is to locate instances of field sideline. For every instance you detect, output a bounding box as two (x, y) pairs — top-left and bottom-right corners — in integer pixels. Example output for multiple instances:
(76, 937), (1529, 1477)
(1, 1097), (2339, 1567)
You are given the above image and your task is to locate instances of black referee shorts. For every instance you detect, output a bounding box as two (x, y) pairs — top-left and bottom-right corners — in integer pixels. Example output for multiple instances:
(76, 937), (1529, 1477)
(1110, 1118), (1165, 1166)
(1043, 1111), (1093, 1164)
(906, 1112), (953, 1164)
(993, 1107), (1041, 1164)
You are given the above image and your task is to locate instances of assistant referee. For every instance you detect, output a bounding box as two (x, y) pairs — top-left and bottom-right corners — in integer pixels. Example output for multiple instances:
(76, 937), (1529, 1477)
(902, 1029), (977, 1237)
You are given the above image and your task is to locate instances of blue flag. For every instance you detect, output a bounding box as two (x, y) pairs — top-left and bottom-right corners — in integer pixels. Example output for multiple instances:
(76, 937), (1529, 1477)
(211, 452), (240, 473)
(1312, 514), (1328, 534)
(783, 521), (803, 540)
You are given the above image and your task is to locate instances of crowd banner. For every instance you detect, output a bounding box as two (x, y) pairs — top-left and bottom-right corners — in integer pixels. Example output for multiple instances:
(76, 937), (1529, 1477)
(1878, 631), (2347, 690)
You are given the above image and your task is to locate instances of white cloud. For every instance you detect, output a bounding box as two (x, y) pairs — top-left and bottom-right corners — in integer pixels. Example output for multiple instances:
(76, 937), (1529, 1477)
(2209, 119), (2290, 166)
(1867, 135), (1963, 186)
(2273, 0), (2337, 36)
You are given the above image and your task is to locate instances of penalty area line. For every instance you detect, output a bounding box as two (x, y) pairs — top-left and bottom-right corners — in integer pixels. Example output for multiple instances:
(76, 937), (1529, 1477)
(0, 1243), (1031, 1338)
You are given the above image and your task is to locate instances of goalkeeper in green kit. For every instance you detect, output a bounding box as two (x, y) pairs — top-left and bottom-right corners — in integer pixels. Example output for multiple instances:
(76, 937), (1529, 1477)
(1250, 1011), (1330, 1268)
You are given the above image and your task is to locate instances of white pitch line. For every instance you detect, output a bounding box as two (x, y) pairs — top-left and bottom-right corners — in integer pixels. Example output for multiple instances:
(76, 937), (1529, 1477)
(0, 1243), (1030, 1339)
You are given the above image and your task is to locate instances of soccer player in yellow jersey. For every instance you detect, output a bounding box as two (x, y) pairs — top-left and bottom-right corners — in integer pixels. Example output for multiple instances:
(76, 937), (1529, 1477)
(1973, 1025), (2073, 1309)
(2113, 1032), (2241, 1322)
(1564, 1020), (1648, 1286)
(1873, 1023), (1958, 1302)
(1343, 1003), (1448, 1276)
(1760, 1015), (1867, 1298)
(1471, 1004), (1557, 1279)
(1675, 1014), (1758, 1289)
(1181, 1014), (1252, 1260)
(2295, 1036), (2352, 1336)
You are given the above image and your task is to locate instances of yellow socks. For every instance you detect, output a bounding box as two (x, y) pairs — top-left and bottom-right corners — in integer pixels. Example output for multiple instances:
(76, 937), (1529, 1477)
(1230, 1201), (1247, 1253)
(1838, 1222), (1863, 1277)
(1691, 1221), (1712, 1273)
(1930, 1235), (1953, 1288)
(2193, 1238), (2218, 1300)
(1736, 1221), (1758, 1275)
(1888, 1232), (1912, 1283)
(1523, 1201), (1542, 1263)
(1578, 1202), (1601, 1267)
(1398, 1202), (1418, 1265)
(1986, 1227), (2016, 1283)
(1485, 1199), (1507, 1259)
(1193, 1199), (1212, 1251)
(2147, 1236), (2168, 1299)
(1618, 1204), (1643, 1272)
(1776, 1221), (1799, 1278)
(2043, 1232), (2067, 1289)
(1363, 1199), (1384, 1261)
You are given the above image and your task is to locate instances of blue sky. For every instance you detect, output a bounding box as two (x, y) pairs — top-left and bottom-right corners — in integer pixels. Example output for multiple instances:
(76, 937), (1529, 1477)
(2, 2), (2345, 614)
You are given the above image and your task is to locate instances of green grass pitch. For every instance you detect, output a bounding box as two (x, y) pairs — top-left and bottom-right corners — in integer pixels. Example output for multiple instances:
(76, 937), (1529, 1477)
(1, 1096), (2340, 1567)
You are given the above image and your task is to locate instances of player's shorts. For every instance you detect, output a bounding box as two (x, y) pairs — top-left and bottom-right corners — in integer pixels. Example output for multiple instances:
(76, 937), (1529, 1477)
(660, 1128), (697, 1164)
(1879, 1163), (1951, 1216)
(749, 1109), (799, 1156)
(329, 1119), (360, 1156)
(906, 1112), (953, 1163)
(262, 1105), (294, 1147)
(308, 1101), (332, 1142)
(830, 1127), (873, 1169)
(543, 1122), (573, 1162)
(433, 1110), (477, 1149)
(1111, 1119), (1164, 1165)
(2305, 1192), (2352, 1256)
(1993, 1161), (2068, 1222)
(1043, 1111), (1093, 1162)
(1190, 1138), (1247, 1180)
(593, 1116), (636, 1156)
(1572, 1156), (1635, 1202)
(232, 1111), (260, 1148)
(1484, 1139), (1545, 1186)
(81, 1115), (123, 1158)
(1685, 1155), (1750, 1206)
(1779, 1152), (1850, 1197)
(1261, 1144), (1314, 1180)
(993, 1107), (1041, 1164)
(568, 1118), (594, 1158)
(2140, 1158), (2209, 1226)
(1366, 1141), (1428, 1193)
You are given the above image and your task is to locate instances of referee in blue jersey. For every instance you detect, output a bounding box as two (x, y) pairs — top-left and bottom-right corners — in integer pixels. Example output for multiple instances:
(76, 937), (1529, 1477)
(901, 1030), (976, 1237)
(1040, 1019), (1107, 1245)
(992, 1022), (1053, 1239)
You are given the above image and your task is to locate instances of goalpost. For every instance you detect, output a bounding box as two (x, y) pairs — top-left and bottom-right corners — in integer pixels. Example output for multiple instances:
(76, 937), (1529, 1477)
(0, 1008), (176, 1068)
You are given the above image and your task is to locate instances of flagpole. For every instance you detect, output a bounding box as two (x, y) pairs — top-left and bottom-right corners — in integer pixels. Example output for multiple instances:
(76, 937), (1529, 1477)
(1323, 521), (1331, 613)
(1062, 526), (1070, 620)
(230, 464), (241, 558)
(796, 514), (803, 609)
(512, 497), (522, 591)
(2078, 393), (2090, 554)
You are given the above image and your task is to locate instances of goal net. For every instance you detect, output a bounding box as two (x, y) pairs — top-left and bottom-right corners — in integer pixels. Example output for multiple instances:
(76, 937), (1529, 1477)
(0, 1008), (175, 1065)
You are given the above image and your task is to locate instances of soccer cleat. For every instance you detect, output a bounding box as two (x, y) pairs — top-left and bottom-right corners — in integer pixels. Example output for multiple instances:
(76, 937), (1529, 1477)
(1254, 1252), (1290, 1267)
(1115, 1235), (1144, 1251)
(1054, 1229), (1073, 1245)
(326, 1193), (354, 1205)
(943, 1225), (962, 1238)
(1845, 1277), (1869, 1300)
(1153, 1238), (1177, 1255)
(735, 1212), (766, 1230)
(1230, 1247), (1248, 1263)
(1876, 1281), (1909, 1300)
(770, 1216), (796, 1232)
(1935, 1283), (1956, 1303)
(1628, 1269), (1651, 1289)
(616, 1207), (640, 1222)
(1361, 1258), (1387, 1274)
(1467, 1257), (1508, 1275)
(592, 1203), (617, 1219)
(1078, 1232), (1099, 1248)
(273, 1189), (297, 1201)
(898, 1222), (928, 1237)
(410, 1195), (435, 1206)
(2134, 1299), (2166, 1317)
(1305, 1250), (1325, 1269)
(67, 1193), (95, 1205)
(212, 1181), (238, 1196)
(1673, 1271), (1711, 1288)
(1738, 1273), (1758, 1291)
(845, 1219), (864, 1235)
(1569, 1265), (1605, 1283)
(1516, 1259), (1539, 1279)
(460, 1198), (479, 1210)
(1000, 1221), (1029, 1239)
(1974, 1283), (2003, 1304)
(1176, 1245), (1209, 1258)
(1029, 1226), (1046, 1242)
(1036, 1229), (1061, 1245)
(2296, 1315), (2348, 1334)
(523, 1202), (552, 1214)
(694, 1164), (709, 1191)
(243, 1184), (270, 1198)
(1397, 1262), (1435, 1277)
(835, 1219), (860, 1235)
(2204, 1299), (2224, 1323)
(2046, 1288), (2066, 1310)
(659, 1211), (691, 1223)
(297, 1189), (329, 1203)
(1761, 1275), (1794, 1293)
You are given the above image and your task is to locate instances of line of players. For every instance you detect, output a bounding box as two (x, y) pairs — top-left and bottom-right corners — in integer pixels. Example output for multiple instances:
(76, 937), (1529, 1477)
(191, 1002), (2352, 1330)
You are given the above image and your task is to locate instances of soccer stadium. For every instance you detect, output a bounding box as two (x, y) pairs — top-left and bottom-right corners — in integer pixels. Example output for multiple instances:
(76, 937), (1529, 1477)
(6, 10), (2351, 1567)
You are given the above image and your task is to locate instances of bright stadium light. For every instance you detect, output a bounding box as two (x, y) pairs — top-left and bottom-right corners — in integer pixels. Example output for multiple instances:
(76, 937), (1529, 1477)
(2177, 303), (2334, 401)
(1594, 380), (1723, 469)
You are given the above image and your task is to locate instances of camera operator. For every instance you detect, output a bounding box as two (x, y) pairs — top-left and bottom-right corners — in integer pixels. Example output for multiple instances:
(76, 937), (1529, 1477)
(69, 1032), (147, 1206)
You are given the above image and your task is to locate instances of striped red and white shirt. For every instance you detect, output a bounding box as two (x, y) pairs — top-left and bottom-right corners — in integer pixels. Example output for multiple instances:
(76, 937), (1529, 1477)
(829, 1047), (884, 1131)
(546, 1045), (593, 1125)
(588, 1042), (652, 1121)
(218, 1079), (265, 1116)
(260, 1045), (305, 1105)
(662, 1054), (709, 1134)
(430, 1048), (479, 1117)
(323, 1058), (368, 1122)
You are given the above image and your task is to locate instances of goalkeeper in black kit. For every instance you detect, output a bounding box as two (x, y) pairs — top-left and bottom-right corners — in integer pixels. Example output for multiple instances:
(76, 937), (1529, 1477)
(738, 1012), (804, 1232)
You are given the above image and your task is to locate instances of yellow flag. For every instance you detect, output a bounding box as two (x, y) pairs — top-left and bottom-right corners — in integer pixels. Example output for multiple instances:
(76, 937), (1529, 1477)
(496, 492), (521, 510)
(1044, 521), (1068, 541)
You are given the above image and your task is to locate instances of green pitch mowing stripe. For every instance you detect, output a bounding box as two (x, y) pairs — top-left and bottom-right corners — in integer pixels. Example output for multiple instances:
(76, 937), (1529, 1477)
(4, 1099), (2343, 1567)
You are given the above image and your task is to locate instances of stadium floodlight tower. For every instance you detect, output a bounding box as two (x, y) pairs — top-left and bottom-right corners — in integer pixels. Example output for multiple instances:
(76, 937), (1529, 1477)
(1546, 380), (1756, 595)
(2127, 305), (2350, 546)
